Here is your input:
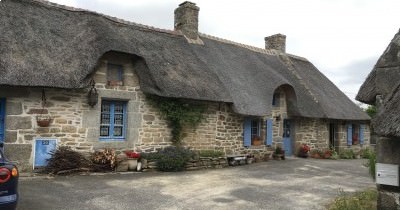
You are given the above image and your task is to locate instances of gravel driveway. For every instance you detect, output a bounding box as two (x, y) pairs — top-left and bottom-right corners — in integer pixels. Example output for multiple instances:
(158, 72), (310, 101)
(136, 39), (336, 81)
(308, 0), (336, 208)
(18, 158), (375, 210)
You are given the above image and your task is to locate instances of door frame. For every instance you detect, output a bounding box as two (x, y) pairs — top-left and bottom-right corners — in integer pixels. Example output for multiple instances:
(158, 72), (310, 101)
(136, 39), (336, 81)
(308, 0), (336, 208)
(329, 123), (339, 152)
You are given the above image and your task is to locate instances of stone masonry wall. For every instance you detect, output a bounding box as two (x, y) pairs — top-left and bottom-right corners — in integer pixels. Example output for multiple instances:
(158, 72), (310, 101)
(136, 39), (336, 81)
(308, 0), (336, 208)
(2, 87), (90, 171)
(295, 118), (329, 152)
(0, 51), (370, 172)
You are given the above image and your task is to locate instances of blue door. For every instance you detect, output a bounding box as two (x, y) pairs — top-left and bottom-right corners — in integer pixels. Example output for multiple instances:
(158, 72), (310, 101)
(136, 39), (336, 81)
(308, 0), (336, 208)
(283, 119), (292, 156)
(34, 139), (57, 168)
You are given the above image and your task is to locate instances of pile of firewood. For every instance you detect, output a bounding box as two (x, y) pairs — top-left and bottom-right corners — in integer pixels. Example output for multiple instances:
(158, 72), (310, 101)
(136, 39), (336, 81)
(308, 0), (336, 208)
(45, 146), (91, 175)
(44, 147), (118, 175)
(91, 148), (117, 172)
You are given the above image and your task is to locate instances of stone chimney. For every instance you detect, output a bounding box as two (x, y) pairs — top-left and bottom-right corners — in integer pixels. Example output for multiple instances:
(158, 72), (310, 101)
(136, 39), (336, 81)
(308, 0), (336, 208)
(174, 1), (199, 40)
(265, 34), (286, 53)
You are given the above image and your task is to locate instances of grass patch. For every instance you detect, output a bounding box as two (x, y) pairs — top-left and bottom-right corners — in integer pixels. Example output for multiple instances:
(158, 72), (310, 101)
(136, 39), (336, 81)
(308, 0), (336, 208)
(327, 188), (377, 210)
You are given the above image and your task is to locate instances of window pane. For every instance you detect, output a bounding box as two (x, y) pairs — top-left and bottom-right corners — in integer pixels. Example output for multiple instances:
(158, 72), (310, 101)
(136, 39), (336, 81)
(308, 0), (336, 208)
(114, 104), (123, 113)
(101, 103), (110, 113)
(114, 114), (123, 125)
(101, 113), (110, 124)
(251, 119), (259, 137)
(114, 126), (123, 136)
(100, 126), (109, 136)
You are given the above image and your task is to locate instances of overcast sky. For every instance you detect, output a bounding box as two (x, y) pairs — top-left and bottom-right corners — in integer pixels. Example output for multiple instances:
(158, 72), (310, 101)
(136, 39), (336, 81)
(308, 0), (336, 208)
(50, 0), (400, 104)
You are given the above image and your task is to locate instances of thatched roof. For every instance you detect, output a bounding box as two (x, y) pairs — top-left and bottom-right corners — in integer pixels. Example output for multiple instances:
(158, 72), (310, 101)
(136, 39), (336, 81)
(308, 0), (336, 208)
(357, 29), (400, 137)
(0, 0), (369, 120)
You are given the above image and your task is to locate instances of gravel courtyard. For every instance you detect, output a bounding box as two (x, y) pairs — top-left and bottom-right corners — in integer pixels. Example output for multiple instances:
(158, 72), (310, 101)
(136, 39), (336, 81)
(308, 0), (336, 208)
(18, 158), (375, 210)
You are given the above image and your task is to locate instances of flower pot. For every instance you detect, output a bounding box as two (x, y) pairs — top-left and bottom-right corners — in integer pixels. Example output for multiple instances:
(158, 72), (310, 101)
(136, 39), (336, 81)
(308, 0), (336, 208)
(253, 140), (262, 146)
(37, 119), (51, 127)
(127, 158), (138, 171)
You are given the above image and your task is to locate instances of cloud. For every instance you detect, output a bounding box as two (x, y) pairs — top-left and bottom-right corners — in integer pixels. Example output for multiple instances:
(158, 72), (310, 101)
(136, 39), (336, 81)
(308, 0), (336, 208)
(321, 57), (378, 100)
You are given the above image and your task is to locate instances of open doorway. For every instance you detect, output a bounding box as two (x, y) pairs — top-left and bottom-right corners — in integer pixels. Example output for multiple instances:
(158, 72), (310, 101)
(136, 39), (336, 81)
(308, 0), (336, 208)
(329, 123), (339, 152)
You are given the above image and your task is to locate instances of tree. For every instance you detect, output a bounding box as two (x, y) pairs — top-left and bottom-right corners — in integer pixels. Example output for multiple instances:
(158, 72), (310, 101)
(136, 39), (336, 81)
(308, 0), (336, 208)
(365, 105), (377, 118)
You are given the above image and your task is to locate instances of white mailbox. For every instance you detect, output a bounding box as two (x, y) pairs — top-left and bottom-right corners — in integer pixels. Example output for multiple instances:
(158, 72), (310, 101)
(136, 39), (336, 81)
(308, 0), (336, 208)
(376, 163), (399, 186)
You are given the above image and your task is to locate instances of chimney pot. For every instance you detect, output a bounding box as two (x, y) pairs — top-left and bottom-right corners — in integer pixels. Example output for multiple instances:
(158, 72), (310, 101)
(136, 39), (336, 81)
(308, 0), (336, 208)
(174, 1), (199, 40)
(265, 34), (286, 53)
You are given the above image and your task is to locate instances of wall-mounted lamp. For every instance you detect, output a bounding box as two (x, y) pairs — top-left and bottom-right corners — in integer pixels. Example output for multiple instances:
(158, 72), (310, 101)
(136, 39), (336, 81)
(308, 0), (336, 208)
(88, 79), (98, 107)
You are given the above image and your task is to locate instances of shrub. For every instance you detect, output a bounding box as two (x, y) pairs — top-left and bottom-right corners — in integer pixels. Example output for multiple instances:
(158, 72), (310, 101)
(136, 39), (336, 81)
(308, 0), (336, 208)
(330, 150), (339, 160)
(360, 147), (374, 159)
(275, 147), (284, 155)
(156, 146), (194, 172)
(198, 150), (224, 158)
(141, 152), (161, 161)
(364, 150), (376, 180)
(310, 149), (323, 158)
(45, 146), (91, 175)
(339, 149), (355, 159)
(328, 188), (377, 210)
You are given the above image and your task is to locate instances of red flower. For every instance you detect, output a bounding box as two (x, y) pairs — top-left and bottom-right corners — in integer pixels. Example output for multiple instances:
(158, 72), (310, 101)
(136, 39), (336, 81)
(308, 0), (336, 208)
(125, 150), (140, 159)
(301, 144), (310, 153)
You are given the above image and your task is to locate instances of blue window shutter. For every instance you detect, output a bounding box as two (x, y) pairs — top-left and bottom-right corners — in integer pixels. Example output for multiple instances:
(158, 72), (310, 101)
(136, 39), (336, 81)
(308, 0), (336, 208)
(359, 124), (365, 145)
(244, 117), (251, 147)
(266, 119), (273, 146)
(0, 98), (5, 142)
(347, 124), (353, 146)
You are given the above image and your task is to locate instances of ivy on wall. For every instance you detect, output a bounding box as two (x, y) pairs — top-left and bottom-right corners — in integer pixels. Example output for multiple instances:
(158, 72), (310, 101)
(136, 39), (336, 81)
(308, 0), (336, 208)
(147, 95), (206, 145)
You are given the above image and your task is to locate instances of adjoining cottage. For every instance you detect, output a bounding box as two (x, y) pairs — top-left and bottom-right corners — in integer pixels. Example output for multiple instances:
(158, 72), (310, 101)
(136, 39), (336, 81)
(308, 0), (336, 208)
(0, 0), (370, 172)
(356, 28), (400, 210)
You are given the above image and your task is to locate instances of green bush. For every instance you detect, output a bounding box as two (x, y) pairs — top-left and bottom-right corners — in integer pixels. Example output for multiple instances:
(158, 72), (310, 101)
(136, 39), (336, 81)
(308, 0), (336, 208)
(156, 146), (194, 172)
(141, 152), (161, 161)
(364, 150), (376, 180)
(328, 188), (377, 210)
(339, 149), (355, 159)
(198, 150), (224, 158)
(360, 147), (374, 159)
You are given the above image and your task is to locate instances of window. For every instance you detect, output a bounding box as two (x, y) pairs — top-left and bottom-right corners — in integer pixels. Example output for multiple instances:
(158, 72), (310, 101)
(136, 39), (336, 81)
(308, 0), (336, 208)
(272, 93), (280, 106)
(251, 119), (260, 139)
(283, 119), (290, 138)
(352, 124), (360, 145)
(0, 98), (5, 143)
(251, 119), (261, 145)
(244, 117), (262, 147)
(107, 64), (123, 86)
(100, 100), (127, 140)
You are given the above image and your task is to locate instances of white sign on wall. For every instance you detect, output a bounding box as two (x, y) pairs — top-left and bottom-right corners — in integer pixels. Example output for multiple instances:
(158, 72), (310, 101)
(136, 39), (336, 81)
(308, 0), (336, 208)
(376, 163), (399, 186)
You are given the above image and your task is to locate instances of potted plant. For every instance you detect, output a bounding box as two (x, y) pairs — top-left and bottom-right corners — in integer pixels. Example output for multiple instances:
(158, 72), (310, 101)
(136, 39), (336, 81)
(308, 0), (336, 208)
(36, 89), (52, 127)
(252, 136), (262, 146)
(310, 149), (323, 159)
(36, 115), (52, 127)
(124, 150), (140, 171)
(323, 149), (333, 159)
(298, 144), (310, 158)
(273, 147), (285, 160)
